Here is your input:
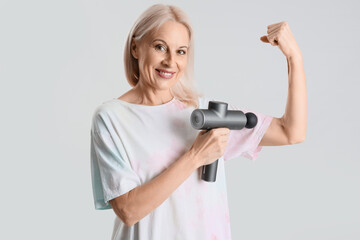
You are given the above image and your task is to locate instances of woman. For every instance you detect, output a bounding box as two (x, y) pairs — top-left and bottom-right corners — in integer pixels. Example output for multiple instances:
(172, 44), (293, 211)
(90, 3), (306, 240)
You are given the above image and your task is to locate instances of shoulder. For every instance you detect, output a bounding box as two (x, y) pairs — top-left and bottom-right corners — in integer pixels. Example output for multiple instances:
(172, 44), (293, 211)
(116, 90), (136, 103)
(92, 100), (115, 117)
(91, 100), (119, 133)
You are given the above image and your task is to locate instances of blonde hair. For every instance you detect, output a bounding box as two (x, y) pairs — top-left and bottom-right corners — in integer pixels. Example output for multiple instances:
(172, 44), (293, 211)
(124, 4), (203, 108)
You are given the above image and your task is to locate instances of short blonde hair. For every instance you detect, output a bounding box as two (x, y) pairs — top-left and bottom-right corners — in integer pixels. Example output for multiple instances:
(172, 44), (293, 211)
(124, 4), (203, 108)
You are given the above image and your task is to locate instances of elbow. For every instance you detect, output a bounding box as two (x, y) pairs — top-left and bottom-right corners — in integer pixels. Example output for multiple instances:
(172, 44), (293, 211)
(117, 206), (136, 227)
(119, 202), (140, 227)
(283, 124), (306, 145)
(110, 198), (137, 227)
(281, 118), (307, 145)
(124, 218), (135, 227)
(123, 212), (139, 227)
(288, 135), (306, 145)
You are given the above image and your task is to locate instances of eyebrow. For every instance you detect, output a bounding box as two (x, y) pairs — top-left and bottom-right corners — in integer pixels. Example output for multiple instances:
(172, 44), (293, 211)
(152, 39), (188, 49)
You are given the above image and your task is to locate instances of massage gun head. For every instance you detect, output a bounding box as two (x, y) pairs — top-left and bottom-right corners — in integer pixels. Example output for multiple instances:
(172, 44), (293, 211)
(245, 112), (257, 129)
(190, 101), (258, 130)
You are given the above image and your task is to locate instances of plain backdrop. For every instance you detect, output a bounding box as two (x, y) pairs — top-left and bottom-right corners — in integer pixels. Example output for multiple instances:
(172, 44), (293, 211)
(1, 0), (359, 239)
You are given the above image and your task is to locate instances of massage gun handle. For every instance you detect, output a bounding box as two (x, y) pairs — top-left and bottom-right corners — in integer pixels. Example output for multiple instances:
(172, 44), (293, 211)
(200, 128), (219, 182)
(201, 159), (219, 182)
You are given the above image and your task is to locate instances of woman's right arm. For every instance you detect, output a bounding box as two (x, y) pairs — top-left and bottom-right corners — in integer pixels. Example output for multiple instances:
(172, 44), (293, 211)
(109, 127), (230, 227)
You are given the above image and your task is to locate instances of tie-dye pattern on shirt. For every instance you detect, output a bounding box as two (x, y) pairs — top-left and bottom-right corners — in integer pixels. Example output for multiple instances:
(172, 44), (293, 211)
(90, 95), (273, 240)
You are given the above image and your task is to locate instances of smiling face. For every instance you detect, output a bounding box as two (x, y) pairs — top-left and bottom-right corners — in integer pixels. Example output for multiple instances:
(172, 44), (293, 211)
(131, 20), (190, 93)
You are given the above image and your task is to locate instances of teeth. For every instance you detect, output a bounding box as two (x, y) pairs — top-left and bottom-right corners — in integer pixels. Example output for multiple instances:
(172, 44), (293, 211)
(159, 70), (173, 76)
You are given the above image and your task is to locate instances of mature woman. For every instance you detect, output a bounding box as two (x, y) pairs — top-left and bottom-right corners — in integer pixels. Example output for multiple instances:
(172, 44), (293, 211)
(90, 3), (306, 240)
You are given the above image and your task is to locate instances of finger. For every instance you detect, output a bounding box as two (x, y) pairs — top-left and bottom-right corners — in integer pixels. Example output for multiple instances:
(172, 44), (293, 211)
(267, 25), (281, 35)
(261, 35), (278, 45)
(222, 134), (230, 141)
(218, 128), (230, 135)
(260, 35), (269, 43)
(213, 128), (227, 135)
(267, 32), (278, 46)
(200, 129), (209, 135)
(267, 22), (282, 29)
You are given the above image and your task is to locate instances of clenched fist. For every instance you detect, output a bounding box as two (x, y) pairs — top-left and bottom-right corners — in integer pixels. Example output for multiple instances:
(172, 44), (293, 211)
(260, 21), (302, 59)
(189, 128), (230, 168)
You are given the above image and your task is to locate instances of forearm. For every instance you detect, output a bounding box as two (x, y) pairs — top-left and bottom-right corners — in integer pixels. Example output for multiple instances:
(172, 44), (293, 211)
(282, 53), (307, 143)
(125, 150), (199, 226)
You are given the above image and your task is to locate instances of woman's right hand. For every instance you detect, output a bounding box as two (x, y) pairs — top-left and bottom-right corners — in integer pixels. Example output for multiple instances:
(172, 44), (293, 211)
(189, 128), (230, 168)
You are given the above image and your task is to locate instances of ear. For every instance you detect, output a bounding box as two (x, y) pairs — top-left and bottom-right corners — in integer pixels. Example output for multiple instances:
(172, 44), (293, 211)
(131, 37), (138, 59)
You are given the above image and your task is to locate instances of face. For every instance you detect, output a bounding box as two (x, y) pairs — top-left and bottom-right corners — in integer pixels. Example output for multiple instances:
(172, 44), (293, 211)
(131, 20), (190, 91)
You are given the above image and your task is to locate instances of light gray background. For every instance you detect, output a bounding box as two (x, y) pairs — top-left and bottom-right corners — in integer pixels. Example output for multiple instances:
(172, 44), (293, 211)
(1, 0), (359, 239)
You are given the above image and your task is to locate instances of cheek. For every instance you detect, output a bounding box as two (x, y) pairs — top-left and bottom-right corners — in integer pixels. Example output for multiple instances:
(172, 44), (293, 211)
(179, 58), (188, 71)
(141, 50), (161, 68)
(149, 52), (162, 64)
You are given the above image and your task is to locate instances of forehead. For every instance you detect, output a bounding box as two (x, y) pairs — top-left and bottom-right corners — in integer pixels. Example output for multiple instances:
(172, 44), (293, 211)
(148, 21), (189, 46)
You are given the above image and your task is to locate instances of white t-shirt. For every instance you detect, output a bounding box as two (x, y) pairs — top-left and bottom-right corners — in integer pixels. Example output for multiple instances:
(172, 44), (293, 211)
(90, 95), (273, 240)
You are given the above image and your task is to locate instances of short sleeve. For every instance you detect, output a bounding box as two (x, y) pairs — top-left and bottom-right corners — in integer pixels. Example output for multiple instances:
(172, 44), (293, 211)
(223, 103), (273, 162)
(90, 111), (141, 210)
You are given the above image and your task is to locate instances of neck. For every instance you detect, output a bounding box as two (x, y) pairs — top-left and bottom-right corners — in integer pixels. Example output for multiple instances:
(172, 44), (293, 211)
(131, 81), (174, 106)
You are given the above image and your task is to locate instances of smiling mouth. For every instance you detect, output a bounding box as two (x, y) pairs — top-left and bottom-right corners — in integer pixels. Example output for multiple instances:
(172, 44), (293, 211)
(155, 69), (175, 79)
(156, 69), (175, 74)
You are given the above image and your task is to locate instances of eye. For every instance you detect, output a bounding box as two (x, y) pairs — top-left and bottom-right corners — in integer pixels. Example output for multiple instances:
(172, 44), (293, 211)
(155, 44), (166, 52)
(178, 50), (187, 55)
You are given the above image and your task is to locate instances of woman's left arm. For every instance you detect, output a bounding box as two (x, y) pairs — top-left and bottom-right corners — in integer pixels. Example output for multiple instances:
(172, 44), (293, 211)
(258, 22), (307, 146)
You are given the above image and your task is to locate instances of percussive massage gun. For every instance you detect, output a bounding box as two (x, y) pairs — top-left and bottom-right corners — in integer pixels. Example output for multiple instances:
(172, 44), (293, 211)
(190, 101), (258, 182)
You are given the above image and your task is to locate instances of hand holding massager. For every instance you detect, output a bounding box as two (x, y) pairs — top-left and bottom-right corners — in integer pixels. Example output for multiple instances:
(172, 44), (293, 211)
(190, 101), (258, 182)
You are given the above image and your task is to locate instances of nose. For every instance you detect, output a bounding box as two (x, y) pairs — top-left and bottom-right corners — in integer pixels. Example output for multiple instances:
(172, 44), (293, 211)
(161, 52), (175, 67)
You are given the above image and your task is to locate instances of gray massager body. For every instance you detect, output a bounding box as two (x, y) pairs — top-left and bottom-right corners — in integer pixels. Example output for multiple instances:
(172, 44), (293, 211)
(190, 101), (258, 182)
